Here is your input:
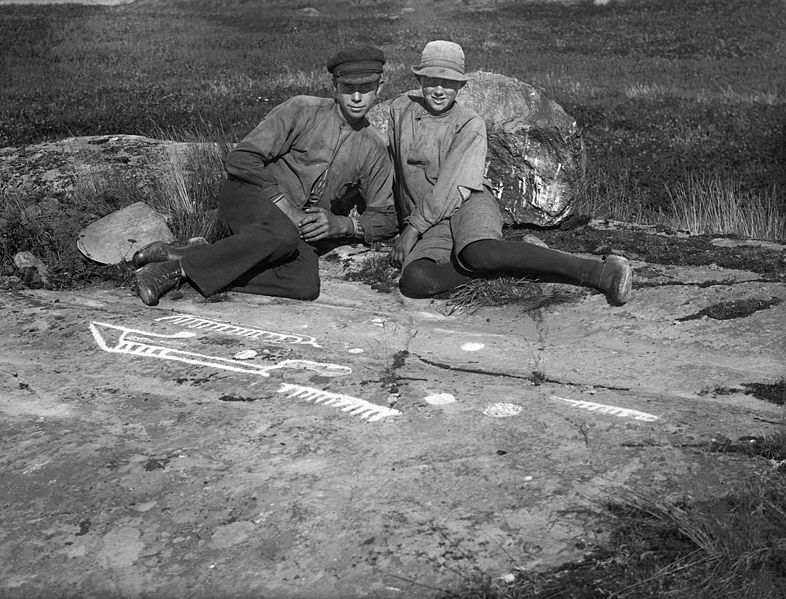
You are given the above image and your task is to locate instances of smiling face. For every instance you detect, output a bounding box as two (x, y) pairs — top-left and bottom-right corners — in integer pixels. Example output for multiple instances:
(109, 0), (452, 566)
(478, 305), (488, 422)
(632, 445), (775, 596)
(418, 76), (464, 115)
(333, 78), (383, 124)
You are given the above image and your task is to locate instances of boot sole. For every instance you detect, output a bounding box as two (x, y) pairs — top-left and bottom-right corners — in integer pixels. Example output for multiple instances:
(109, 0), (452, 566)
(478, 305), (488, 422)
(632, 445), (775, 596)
(605, 255), (632, 305)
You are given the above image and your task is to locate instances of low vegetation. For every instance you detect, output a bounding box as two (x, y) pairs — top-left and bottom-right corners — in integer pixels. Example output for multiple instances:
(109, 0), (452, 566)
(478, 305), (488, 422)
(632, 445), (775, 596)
(0, 141), (228, 287)
(439, 449), (786, 598)
(1, 0), (784, 258)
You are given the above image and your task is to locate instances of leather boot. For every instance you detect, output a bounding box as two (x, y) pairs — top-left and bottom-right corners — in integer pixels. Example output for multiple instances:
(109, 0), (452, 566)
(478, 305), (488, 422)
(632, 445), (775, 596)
(136, 260), (184, 306)
(597, 255), (633, 305)
(132, 237), (208, 268)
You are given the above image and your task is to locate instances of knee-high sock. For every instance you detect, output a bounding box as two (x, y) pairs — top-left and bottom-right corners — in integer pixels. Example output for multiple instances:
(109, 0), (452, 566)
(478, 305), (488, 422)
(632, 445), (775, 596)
(400, 259), (473, 298)
(459, 239), (602, 287)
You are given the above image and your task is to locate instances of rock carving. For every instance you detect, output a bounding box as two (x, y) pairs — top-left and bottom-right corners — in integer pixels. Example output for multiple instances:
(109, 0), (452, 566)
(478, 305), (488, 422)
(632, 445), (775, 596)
(552, 396), (658, 422)
(89, 321), (347, 377)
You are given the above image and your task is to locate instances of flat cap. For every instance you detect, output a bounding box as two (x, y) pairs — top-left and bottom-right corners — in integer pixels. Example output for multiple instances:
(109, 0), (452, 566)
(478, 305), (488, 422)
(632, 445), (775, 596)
(327, 45), (385, 84)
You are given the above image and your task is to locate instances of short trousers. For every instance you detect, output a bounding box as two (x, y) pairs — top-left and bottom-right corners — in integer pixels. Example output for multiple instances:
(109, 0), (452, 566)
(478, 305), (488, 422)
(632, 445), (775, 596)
(403, 188), (503, 271)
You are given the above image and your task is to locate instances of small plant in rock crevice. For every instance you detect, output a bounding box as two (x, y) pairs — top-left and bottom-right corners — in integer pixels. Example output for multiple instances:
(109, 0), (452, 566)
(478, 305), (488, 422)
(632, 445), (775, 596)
(343, 251), (400, 294)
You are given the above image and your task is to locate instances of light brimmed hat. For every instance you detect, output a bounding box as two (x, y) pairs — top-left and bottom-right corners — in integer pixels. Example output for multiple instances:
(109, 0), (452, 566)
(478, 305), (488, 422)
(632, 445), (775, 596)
(410, 40), (470, 82)
(327, 45), (385, 84)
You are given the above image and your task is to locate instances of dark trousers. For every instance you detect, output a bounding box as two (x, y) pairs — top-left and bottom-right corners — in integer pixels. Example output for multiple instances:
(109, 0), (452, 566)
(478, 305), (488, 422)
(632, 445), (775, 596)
(180, 177), (320, 300)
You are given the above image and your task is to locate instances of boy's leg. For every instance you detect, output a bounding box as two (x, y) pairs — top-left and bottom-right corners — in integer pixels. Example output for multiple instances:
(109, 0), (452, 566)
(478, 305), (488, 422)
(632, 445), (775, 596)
(453, 190), (631, 303)
(460, 239), (603, 284)
(400, 259), (472, 298)
(399, 218), (472, 298)
(226, 240), (320, 300)
(181, 177), (319, 299)
(460, 240), (631, 304)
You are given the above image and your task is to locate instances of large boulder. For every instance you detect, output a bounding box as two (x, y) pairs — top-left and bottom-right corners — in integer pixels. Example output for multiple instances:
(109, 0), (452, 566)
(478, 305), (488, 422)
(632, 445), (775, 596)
(368, 71), (583, 227)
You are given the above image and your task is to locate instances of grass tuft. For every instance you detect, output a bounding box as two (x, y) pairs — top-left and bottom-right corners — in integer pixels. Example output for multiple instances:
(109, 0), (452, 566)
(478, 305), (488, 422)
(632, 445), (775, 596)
(147, 142), (229, 243)
(666, 174), (786, 241)
(446, 276), (579, 315)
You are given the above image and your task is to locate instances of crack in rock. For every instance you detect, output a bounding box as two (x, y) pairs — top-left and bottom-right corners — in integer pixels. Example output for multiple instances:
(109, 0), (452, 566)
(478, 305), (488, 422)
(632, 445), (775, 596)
(413, 354), (630, 391)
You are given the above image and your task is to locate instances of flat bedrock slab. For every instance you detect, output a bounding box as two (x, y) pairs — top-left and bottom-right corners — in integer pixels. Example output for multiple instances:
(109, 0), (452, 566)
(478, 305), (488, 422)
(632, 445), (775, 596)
(1, 251), (783, 598)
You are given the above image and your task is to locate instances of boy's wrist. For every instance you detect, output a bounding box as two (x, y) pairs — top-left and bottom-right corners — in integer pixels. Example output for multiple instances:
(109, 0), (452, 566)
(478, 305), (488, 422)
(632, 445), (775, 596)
(347, 215), (364, 238)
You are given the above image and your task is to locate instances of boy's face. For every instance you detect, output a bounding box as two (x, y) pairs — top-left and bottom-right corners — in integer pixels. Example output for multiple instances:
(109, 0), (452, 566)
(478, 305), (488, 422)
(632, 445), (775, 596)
(419, 76), (464, 115)
(333, 79), (383, 124)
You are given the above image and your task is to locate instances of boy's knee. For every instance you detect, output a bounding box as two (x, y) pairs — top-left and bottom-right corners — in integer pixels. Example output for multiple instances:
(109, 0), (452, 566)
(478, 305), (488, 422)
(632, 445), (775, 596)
(400, 263), (440, 298)
(276, 224), (301, 256)
(294, 271), (320, 301)
(285, 251), (321, 300)
(458, 241), (494, 272)
(290, 282), (320, 301)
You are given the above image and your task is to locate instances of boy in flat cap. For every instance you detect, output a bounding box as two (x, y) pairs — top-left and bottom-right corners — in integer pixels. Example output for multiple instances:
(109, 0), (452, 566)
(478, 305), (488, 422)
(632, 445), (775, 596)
(389, 40), (632, 304)
(133, 45), (397, 305)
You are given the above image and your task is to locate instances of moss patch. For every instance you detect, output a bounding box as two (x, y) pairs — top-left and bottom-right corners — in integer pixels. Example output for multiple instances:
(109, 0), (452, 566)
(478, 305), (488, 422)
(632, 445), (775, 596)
(743, 379), (786, 406)
(507, 222), (785, 279)
(677, 297), (782, 321)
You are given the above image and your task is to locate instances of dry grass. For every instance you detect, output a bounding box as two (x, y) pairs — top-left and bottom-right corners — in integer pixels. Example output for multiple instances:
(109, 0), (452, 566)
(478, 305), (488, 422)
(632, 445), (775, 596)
(148, 142), (229, 243)
(441, 457), (786, 599)
(446, 276), (581, 315)
(604, 477), (786, 599)
(666, 174), (785, 240)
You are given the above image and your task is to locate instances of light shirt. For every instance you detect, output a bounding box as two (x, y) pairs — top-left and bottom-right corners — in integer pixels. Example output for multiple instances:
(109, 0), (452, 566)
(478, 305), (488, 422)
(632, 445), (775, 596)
(388, 93), (487, 234)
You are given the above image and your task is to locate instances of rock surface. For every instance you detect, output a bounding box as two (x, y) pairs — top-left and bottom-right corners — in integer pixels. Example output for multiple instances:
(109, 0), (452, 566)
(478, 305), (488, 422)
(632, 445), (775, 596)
(368, 71), (583, 226)
(1, 238), (784, 598)
(0, 134), (209, 203)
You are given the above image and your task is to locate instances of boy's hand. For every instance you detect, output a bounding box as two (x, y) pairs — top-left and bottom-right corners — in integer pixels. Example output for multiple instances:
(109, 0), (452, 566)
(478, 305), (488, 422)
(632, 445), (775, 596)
(299, 207), (352, 242)
(391, 226), (419, 267)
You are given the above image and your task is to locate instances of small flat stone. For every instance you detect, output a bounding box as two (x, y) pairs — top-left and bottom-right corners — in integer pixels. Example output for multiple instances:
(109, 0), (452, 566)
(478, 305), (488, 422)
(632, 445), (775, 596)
(77, 201), (175, 265)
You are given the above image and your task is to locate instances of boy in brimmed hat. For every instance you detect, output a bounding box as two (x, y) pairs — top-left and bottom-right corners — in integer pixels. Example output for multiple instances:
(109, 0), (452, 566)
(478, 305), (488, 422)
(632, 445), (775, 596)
(389, 40), (632, 304)
(133, 45), (397, 306)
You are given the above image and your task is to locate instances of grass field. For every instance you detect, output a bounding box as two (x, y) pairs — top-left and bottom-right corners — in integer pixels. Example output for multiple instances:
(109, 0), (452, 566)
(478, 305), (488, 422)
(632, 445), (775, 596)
(1, 0), (784, 240)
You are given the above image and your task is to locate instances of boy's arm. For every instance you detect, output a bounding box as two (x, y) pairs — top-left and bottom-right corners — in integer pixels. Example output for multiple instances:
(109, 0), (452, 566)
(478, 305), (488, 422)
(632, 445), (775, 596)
(224, 98), (304, 193)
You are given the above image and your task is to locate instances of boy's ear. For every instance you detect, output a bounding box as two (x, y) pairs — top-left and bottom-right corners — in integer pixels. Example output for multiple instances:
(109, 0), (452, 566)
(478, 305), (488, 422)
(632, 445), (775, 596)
(376, 80), (385, 96)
